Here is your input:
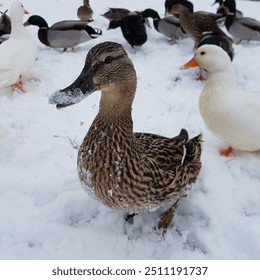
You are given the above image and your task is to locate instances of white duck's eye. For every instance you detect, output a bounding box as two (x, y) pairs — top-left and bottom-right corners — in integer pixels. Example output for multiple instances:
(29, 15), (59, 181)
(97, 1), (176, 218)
(200, 51), (206, 55)
(104, 56), (113, 64)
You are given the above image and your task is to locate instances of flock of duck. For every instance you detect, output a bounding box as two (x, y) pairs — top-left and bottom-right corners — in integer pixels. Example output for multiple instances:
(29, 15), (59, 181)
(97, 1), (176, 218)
(1, 0), (260, 232)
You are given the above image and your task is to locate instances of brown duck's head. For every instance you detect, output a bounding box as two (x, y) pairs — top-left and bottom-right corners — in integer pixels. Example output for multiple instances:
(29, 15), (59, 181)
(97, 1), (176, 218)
(84, 0), (90, 5)
(49, 41), (137, 109)
(169, 4), (188, 16)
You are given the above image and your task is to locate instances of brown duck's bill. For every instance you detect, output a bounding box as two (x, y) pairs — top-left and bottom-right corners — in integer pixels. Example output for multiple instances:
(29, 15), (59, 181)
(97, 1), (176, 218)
(180, 57), (198, 70)
(48, 67), (95, 108)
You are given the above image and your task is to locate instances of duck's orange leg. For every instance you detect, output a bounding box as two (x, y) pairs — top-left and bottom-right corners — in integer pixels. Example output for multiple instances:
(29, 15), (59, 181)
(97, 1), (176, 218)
(11, 76), (25, 93)
(219, 146), (233, 156)
(156, 196), (185, 234)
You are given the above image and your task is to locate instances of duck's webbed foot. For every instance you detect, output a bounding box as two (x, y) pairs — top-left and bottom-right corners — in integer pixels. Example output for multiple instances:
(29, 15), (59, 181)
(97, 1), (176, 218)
(125, 212), (137, 224)
(11, 76), (25, 93)
(156, 196), (184, 234)
(219, 146), (233, 156)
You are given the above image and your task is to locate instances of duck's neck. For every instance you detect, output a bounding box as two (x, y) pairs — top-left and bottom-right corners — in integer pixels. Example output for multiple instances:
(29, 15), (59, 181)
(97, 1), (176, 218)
(10, 16), (29, 39)
(178, 8), (191, 32)
(153, 18), (160, 31)
(83, 0), (90, 6)
(89, 95), (134, 146)
(224, 0), (236, 30)
(225, 13), (235, 30)
(98, 87), (135, 129)
(95, 65), (136, 134)
(34, 17), (49, 29)
(206, 66), (237, 91)
(149, 13), (160, 30)
(143, 10), (160, 29)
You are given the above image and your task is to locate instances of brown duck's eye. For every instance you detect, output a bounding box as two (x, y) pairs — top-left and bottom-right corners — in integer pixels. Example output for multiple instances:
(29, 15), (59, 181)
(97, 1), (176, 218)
(104, 56), (113, 64)
(200, 51), (206, 55)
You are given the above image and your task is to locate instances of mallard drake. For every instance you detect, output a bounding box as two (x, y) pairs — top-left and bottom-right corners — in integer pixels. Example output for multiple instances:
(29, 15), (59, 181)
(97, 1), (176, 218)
(49, 41), (202, 231)
(0, 9), (11, 36)
(212, 0), (243, 18)
(108, 13), (147, 48)
(77, 0), (93, 21)
(212, 0), (226, 17)
(101, 8), (130, 21)
(169, 3), (228, 47)
(0, 1), (36, 92)
(182, 44), (260, 156)
(221, 0), (260, 44)
(141, 8), (188, 42)
(24, 15), (102, 51)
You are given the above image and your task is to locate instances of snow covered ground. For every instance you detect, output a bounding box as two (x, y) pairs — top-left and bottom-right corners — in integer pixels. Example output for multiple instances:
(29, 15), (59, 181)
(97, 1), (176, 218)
(0, 0), (260, 260)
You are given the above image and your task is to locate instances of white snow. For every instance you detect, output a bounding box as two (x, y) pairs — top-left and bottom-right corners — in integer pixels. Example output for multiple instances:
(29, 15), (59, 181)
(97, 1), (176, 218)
(0, 0), (260, 260)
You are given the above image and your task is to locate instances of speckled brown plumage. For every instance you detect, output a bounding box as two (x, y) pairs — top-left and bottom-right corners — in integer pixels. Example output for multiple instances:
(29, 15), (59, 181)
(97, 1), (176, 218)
(49, 41), (202, 229)
(78, 119), (202, 212)
(101, 8), (130, 21)
(169, 4), (227, 47)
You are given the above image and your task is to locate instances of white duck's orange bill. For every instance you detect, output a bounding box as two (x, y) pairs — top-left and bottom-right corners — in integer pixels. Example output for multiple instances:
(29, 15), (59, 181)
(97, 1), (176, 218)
(180, 57), (198, 69)
(24, 10), (29, 14)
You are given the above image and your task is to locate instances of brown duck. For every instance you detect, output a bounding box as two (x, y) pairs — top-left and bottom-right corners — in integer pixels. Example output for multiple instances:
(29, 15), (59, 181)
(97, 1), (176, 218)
(169, 3), (228, 47)
(77, 0), (93, 21)
(49, 41), (202, 231)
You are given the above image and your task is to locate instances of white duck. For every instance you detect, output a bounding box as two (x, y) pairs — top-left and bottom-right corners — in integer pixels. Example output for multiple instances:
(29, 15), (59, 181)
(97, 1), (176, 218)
(182, 44), (260, 156)
(0, 1), (37, 92)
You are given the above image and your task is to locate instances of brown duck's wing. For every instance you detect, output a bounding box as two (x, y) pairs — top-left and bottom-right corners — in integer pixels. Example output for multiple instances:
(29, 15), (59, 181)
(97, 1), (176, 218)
(183, 133), (202, 164)
(196, 11), (224, 21)
(102, 8), (130, 21)
(51, 20), (89, 31)
(135, 129), (193, 168)
(108, 8), (130, 14)
(135, 128), (188, 148)
(190, 14), (226, 36)
(135, 130), (202, 199)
